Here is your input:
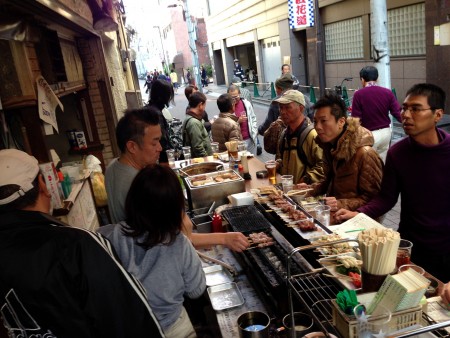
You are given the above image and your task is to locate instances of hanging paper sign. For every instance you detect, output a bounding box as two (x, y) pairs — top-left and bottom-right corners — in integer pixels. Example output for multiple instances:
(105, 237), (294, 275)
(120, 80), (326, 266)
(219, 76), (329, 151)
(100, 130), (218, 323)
(36, 75), (64, 133)
(288, 0), (315, 29)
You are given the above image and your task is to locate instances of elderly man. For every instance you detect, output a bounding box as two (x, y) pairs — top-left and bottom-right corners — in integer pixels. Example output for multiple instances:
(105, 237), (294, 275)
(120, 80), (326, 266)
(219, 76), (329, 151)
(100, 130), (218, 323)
(0, 149), (163, 337)
(336, 83), (450, 282)
(281, 63), (300, 89)
(106, 106), (249, 252)
(274, 90), (324, 184)
(258, 74), (313, 139)
(227, 84), (258, 154)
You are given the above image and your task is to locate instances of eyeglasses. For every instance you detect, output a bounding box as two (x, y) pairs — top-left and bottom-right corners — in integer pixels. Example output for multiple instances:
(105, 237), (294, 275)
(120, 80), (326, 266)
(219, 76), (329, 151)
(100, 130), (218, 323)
(231, 96), (240, 101)
(401, 106), (435, 114)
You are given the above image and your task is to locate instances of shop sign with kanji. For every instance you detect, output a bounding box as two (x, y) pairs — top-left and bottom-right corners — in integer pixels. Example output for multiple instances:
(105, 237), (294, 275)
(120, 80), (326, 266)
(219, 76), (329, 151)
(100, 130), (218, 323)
(288, 0), (315, 29)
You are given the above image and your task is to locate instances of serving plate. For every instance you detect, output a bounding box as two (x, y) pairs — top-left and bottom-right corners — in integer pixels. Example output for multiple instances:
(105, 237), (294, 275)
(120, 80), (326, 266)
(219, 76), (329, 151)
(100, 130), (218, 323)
(318, 252), (362, 291)
(207, 282), (244, 311)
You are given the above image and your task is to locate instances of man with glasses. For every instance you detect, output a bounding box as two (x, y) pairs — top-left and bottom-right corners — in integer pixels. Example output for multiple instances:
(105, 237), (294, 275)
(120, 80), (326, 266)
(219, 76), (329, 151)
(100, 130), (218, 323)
(227, 84), (258, 154)
(335, 83), (450, 282)
(351, 66), (402, 162)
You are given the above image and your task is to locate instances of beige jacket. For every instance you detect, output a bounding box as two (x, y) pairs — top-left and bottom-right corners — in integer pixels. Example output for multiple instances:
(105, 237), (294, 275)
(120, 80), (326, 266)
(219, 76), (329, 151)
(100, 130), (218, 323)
(211, 112), (243, 152)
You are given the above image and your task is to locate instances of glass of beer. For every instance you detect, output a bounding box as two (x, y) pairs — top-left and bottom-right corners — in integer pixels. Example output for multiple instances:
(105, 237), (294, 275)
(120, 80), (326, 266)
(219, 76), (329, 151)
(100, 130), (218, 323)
(265, 160), (277, 184)
(396, 239), (413, 268)
(211, 142), (219, 158)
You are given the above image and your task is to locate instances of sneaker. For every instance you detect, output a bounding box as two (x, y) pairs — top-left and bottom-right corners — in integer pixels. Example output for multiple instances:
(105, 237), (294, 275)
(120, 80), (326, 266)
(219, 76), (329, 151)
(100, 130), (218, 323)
(257, 145), (262, 155)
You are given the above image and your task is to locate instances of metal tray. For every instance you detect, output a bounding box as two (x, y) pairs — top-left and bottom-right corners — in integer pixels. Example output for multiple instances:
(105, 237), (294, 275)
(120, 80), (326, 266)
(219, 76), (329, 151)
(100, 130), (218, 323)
(207, 282), (244, 311)
(203, 265), (234, 287)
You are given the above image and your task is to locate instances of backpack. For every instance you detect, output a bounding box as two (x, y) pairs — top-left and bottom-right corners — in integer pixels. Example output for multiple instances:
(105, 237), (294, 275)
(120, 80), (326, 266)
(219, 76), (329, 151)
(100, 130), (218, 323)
(263, 118), (285, 154)
(279, 121), (314, 167)
(182, 116), (194, 147)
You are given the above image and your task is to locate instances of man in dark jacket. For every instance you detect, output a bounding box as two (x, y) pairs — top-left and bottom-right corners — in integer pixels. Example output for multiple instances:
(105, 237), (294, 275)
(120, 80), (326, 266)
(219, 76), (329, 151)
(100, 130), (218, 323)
(0, 149), (164, 338)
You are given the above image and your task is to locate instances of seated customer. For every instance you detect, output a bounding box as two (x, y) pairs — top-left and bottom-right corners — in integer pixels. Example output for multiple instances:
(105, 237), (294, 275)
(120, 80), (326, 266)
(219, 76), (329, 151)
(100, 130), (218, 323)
(274, 90), (324, 184)
(98, 164), (206, 338)
(182, 92), (213, 158)
(299, 92), (383, 215)
(335, 83), (450, 282)
(211, 93), (243, 152)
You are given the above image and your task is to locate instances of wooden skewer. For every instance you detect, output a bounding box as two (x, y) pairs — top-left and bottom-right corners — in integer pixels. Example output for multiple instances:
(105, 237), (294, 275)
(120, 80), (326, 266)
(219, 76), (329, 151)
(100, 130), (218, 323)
(285, 188), (313, 196)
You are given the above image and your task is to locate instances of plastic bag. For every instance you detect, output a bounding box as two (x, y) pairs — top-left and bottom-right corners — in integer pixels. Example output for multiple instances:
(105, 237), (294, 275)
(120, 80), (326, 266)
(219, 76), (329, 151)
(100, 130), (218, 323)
(85, 155), (102, 173)
(91, 171), (108, 207)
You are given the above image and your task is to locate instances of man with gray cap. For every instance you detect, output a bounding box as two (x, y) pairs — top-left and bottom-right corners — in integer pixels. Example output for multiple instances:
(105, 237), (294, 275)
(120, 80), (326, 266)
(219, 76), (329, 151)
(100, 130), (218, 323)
(274, 90), (324, 184)
(0, 149), (164, 337)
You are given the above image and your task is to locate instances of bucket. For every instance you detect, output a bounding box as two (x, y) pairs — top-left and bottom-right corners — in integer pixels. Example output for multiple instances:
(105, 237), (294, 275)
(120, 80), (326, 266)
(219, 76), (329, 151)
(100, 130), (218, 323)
(282, 312), (313, 337)
(237, 311), (270, 338)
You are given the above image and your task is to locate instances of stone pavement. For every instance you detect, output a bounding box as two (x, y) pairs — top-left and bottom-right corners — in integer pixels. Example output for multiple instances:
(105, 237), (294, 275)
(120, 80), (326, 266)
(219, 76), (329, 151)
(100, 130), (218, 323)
(203, 83), (401, 231)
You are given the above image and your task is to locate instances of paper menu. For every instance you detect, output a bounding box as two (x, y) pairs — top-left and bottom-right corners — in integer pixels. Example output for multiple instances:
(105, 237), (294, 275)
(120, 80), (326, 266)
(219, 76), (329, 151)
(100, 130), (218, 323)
(331, 213), (385, 239)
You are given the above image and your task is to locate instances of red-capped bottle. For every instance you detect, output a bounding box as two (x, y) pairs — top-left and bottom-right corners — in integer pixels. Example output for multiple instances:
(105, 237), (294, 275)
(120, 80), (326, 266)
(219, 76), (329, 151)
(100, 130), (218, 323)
(211, 213), (223, 232)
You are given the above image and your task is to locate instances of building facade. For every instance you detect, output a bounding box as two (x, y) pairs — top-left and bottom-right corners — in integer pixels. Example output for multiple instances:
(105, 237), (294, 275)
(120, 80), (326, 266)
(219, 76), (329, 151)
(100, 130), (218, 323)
(206, 0), (450, 111)
(0, 0), (142, 166)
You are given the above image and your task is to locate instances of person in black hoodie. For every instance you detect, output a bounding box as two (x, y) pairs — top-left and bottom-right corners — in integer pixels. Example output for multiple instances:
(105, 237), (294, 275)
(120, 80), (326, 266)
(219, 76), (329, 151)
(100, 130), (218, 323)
(0, 149), (164, 338)
(147, 79), (175, 163)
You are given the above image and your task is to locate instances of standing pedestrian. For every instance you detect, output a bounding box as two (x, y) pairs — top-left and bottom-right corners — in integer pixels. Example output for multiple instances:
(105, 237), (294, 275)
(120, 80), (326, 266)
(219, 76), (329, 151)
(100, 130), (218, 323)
(227, 84), (258, 154)
(351, 66), (402, 161)
(170, 69), (179, 93)
(201, 66), (208, 87)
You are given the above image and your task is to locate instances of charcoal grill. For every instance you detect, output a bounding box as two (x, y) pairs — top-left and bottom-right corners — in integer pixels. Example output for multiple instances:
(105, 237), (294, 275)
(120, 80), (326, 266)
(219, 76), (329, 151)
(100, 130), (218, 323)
(222, 205), (271, 233)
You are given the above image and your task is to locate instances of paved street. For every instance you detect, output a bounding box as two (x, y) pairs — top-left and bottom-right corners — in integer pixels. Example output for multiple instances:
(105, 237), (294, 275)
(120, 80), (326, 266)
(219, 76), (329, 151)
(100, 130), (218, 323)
(140, 80), (401, 229)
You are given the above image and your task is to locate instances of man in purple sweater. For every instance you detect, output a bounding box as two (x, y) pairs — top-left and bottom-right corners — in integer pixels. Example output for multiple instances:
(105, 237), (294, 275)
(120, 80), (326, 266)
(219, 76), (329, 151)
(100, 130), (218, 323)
(336, 83), (450, 282)
(351, 66), (402, 161)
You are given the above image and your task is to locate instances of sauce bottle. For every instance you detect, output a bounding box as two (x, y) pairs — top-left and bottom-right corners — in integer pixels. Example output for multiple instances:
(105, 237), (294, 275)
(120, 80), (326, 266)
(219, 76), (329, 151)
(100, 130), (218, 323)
(211, 213), (223, 232)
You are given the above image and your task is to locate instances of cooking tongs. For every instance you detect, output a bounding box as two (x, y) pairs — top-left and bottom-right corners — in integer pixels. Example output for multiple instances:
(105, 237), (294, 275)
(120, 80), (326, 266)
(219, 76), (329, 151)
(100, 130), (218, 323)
(196, 250), (237, 276)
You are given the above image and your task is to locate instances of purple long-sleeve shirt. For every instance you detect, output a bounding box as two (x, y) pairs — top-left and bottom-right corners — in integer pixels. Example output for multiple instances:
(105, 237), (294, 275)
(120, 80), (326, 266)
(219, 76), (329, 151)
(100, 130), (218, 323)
(351, 85), (402, 131)
(358, 129), (450, 256)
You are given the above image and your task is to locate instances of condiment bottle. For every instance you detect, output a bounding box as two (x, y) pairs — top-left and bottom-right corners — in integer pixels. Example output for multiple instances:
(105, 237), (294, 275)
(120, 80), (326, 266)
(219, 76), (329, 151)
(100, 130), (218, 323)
(238, 164), (244, 177)
(211, 213), (223, 232)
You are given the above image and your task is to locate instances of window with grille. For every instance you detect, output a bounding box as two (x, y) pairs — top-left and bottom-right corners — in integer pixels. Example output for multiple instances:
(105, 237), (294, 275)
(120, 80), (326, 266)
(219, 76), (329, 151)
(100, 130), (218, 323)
(325, 17), (364, 61)
(388, 3), (425, 56)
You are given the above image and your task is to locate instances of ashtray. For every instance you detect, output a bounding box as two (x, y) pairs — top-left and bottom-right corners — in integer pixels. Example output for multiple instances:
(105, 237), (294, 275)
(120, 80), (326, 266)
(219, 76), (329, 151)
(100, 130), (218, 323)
(256, 170), (268, 178)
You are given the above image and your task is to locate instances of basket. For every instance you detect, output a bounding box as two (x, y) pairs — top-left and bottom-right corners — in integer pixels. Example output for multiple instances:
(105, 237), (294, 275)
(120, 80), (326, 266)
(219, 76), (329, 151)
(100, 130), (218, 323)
(331, 299), (422, 338)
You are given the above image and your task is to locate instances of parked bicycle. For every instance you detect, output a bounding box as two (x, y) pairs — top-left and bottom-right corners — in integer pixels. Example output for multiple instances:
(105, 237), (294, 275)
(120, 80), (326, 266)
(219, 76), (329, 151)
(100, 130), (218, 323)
(334, 77), (353, 111)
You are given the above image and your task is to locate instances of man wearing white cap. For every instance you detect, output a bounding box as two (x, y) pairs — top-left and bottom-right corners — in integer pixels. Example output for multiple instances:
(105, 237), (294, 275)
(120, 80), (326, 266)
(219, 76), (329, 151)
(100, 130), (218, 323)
(0, 149), (164, 337)
(274, 90), (324, 184)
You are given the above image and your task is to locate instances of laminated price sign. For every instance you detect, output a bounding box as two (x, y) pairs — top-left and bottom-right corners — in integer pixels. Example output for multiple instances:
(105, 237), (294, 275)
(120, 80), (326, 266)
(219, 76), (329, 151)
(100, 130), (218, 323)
(288, 0), (315, 29)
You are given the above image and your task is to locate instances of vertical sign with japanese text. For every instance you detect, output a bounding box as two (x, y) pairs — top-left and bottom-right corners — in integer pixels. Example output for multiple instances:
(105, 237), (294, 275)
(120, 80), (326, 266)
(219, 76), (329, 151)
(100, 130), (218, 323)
(288, 0), (315, 29)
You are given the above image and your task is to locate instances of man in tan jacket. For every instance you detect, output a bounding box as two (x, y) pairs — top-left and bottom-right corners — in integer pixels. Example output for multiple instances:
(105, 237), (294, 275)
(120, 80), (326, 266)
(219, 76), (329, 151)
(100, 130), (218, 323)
(211, 94), (243, 152)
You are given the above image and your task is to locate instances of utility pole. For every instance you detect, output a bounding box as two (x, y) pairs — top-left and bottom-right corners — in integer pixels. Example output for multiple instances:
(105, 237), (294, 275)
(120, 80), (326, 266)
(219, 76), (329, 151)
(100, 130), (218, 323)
(314, 0), (326, 97)
(184, 0), (203, 93)
(153, 25), (169, 74)
(370, 0), (391, 89)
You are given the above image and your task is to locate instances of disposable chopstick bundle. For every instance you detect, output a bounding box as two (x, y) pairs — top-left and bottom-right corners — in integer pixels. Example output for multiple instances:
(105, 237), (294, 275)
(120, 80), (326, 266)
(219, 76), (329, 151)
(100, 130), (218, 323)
(357, 228), (400, 275)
